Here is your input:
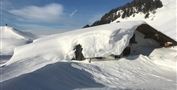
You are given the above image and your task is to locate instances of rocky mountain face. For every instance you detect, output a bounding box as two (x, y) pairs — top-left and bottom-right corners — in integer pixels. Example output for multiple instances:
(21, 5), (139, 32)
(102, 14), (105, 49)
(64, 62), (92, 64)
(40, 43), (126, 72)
(85, 0), (163, 27)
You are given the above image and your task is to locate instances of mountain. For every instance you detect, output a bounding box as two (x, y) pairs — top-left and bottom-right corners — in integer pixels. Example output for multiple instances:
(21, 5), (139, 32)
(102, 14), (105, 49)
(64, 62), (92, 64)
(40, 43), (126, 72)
(0, 26), (37, 55)
(89, 0), (176, 41)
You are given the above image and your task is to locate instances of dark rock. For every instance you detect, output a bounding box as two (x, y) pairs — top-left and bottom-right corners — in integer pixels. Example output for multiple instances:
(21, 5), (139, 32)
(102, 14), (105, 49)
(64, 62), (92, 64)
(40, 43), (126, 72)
(122, 46), (131, 56)
(72, 44), (85, 60)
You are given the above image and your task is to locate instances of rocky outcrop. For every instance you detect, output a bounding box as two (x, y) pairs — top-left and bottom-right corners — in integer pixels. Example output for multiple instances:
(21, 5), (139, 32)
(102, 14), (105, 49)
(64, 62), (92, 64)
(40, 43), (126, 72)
(90, 0), (163, 26)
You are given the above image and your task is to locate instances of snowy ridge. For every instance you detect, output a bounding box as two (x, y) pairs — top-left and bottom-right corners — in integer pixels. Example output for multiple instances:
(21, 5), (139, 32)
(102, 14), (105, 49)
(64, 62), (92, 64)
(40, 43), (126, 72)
(0, 26), (36, 40)
(0, 26), (36, 55)
(113, 0), (177, 41)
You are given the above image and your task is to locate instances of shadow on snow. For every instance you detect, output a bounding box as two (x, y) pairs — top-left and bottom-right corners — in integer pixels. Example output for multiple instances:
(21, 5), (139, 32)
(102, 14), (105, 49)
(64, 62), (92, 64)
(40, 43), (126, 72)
(0, 62), (105, 90)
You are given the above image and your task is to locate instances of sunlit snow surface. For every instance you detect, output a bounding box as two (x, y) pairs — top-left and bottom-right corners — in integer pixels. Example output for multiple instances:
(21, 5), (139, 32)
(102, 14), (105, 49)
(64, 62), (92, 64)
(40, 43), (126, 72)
(0, 47), (176, 90)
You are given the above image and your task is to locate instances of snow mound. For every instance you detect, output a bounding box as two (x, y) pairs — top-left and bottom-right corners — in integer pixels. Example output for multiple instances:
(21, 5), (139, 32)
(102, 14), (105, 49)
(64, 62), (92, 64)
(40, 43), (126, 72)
(1, 47), (176, 90)
(0, 26), (36, 55)
(1, 21), (144, 82)
(114, 0), (177, 41)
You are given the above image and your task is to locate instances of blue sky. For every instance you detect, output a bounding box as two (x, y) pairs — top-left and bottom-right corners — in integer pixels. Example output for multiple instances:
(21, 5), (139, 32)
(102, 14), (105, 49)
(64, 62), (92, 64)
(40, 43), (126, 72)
(0, 0), (131, 34)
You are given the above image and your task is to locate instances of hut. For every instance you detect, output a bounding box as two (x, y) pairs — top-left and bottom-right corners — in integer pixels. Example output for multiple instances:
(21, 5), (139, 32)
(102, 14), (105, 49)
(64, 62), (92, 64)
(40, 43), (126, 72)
(121, 24), (177, 56)
(73, 23), (177, 60)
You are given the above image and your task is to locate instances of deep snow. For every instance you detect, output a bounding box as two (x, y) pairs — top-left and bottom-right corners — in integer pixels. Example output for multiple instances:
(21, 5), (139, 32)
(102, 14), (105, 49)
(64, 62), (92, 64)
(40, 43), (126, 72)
(4, 21), (144, 66)
(0, 47), (176, 90)
(0, 21), (144, 82)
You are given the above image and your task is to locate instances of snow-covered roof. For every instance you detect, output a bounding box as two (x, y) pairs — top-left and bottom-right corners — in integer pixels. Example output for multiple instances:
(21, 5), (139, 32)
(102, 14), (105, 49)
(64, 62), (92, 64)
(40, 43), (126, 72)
(1, 21), (145, 82)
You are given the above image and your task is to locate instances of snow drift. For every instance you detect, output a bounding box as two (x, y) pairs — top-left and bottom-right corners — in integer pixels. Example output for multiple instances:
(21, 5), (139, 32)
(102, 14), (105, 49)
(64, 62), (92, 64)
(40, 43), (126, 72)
(0, 26), (36, 55)
(1, 47), (176, 90)
(1, 21), (144, 82)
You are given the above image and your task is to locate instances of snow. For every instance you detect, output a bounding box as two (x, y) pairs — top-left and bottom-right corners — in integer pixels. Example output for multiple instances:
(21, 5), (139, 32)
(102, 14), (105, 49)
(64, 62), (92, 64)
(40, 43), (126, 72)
(77, 53), (177, 89)
(1, 47), (176, 90)
(149, 47), (177, 71)
(4, 21), (144, 66)
(0, 0), (176, 89)
(0, 26), (36, 55)
(0, 21), (144, 82)
(113, 0), (177, 41)
(0, 21), (176, 89)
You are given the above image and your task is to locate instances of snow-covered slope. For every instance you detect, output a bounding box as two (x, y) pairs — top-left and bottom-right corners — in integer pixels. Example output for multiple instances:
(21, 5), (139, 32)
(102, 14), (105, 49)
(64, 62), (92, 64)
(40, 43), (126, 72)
(113, 0), (176, 41)
(0, 26), (36, 55)
(1, 47), (176, 90)
(1, 21), (144, 82)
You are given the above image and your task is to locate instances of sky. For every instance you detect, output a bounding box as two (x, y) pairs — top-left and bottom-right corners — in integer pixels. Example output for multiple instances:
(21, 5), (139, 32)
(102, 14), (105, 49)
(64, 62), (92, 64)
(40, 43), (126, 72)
(0, 0), (132, 34)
